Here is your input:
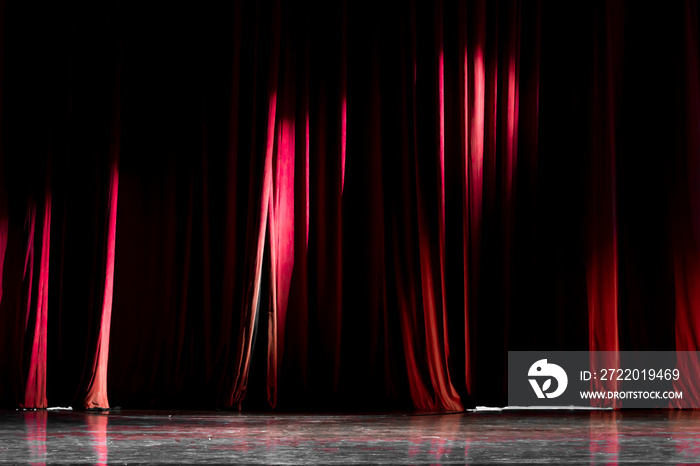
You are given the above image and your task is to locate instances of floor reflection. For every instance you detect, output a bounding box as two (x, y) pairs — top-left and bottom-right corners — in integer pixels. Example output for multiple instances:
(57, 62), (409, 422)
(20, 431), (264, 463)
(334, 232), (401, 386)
(669, 410), (700, 461)
(85, 414), (108, 465)
(5, 410), (700, 463)
(589, 411), (619, 466)
(23, 411), (46, 466)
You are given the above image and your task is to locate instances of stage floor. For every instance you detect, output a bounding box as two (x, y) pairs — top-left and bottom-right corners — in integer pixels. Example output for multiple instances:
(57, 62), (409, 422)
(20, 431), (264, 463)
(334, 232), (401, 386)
(0, 409), (699, 464)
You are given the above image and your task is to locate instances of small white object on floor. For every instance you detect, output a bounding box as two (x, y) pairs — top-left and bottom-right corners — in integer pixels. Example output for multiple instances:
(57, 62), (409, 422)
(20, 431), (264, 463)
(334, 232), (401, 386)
(472, 406), (503, 412)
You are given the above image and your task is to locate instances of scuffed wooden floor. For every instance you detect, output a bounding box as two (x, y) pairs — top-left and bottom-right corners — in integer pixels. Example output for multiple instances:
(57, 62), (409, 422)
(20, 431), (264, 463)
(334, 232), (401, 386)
(0, 409), (698, 464)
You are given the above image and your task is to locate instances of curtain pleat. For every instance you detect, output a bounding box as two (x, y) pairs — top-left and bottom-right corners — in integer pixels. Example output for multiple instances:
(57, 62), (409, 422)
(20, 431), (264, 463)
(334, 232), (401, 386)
(585, 1), (623, 408)
(22, 195), (50, 409)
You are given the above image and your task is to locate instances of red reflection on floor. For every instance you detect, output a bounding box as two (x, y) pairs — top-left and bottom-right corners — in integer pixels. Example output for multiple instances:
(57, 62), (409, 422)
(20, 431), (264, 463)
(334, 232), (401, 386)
(24, 410), (47, 466)
(86, 414), (109, 466)
(589, 411), (619, 466)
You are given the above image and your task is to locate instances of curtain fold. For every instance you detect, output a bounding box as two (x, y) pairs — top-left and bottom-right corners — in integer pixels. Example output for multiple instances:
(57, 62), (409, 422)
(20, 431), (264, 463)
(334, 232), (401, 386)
(22, 194), (50, 409)
(585, 1), (623, 408)
(225, 1), (282, 409)
(82, 160), (119, 410)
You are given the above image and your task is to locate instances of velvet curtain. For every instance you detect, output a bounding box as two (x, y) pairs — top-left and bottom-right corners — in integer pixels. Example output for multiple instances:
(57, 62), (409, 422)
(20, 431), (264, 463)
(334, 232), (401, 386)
(0, 0), (698, 411)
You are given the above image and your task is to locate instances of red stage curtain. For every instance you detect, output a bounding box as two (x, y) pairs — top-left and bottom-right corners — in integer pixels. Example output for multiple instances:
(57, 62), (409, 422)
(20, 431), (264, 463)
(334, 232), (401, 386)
(672, 0), (700, 407)
(0, 0), (697, 411)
